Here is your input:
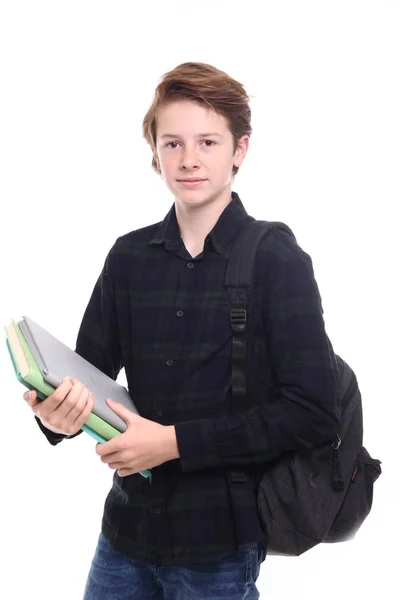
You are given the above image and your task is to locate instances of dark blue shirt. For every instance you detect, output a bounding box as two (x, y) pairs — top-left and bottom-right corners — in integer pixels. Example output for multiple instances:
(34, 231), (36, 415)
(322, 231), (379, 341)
(37, 191), (339, 565)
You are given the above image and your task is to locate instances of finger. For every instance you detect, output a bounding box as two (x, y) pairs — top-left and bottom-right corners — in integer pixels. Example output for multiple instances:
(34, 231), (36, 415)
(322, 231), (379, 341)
(37, 379), (83, 424)
(105, 398), (133, 426)
(37, 376), (74, 418)
(72, 391), (95, 430)
(100, 450), (121, 464)
(23, 390), (39, 408)
(50, 380), (88, 422)
(108, 461), (126, 469)
(61, 388), (95, 435)
(118, 467), (136, 477)
(95, 436), (122, 456)
(62, 384), (91, 423)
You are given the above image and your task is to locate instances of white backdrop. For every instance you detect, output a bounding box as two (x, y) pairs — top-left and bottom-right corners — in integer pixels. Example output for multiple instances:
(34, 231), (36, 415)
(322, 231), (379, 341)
(0, 1), (398, 598)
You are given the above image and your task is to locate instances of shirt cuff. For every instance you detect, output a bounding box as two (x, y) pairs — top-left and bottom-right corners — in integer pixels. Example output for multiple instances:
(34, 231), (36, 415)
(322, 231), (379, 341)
(174, 418), (219, 472)
(35, 416), (67, 446)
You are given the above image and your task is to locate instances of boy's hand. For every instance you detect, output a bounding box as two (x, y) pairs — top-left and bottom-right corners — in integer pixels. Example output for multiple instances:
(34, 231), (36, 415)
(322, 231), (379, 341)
(23, 377), (95, 436)
(96, 398), (179, 476)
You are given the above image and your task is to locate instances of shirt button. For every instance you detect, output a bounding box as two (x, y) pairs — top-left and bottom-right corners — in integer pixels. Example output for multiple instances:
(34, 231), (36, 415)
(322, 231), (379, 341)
(154, 508), (162, 515)
(166, 359), (174, 366)
(157, 409), (163, 416)
(187, 262), (194, 269)
(176, 310), (184, 317)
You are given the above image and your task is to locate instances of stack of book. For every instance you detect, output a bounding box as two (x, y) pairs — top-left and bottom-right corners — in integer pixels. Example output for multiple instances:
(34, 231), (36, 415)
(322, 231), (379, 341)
(5, 316), (151, 481)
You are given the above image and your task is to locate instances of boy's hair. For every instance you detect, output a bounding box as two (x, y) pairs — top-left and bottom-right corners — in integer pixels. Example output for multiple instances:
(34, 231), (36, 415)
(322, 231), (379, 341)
(142, 62), (252, 179)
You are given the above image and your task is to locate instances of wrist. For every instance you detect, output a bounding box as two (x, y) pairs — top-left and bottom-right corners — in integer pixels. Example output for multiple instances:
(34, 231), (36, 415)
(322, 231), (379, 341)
(164, 425), (180, 460)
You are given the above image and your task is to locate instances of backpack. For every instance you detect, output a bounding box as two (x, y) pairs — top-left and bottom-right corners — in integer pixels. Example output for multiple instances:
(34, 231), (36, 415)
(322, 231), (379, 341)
(225, 217), (382, 556)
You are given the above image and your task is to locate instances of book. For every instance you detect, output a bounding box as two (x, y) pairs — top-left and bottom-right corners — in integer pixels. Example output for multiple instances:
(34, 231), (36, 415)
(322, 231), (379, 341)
(5, 318), (152, 482)
(5, 321), (118, 441)
(20, 316), (139, 433)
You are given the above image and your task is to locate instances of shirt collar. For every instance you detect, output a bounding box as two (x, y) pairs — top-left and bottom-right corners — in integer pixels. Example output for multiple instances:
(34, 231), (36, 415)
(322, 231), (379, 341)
(148, 191), (252, 258)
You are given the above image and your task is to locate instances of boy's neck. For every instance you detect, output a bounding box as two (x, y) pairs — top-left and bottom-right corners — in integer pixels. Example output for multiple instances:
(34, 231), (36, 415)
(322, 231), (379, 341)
(175, 186), (233, 246)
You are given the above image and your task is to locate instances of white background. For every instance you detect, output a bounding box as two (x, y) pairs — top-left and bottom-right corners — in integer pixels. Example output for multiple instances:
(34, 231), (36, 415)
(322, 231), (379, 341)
(0, 1), (399, 598)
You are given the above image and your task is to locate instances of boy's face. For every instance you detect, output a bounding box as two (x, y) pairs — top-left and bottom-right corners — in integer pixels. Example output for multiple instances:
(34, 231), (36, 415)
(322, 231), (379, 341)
(154, 99), (248, 210)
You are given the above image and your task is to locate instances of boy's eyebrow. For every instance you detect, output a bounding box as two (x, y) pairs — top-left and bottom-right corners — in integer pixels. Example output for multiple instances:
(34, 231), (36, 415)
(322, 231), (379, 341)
(160, 132), (224, 139)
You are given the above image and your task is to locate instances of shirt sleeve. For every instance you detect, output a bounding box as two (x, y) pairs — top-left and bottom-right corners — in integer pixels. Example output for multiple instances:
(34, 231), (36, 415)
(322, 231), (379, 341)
(35, 244), (123, 445)
(74, 246), (123, 381)
(174, 229), (340, 472)
(34, 416), (69, 446)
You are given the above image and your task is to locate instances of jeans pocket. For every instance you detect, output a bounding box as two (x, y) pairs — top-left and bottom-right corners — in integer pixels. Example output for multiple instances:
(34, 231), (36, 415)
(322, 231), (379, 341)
(245, 541), (263, 586)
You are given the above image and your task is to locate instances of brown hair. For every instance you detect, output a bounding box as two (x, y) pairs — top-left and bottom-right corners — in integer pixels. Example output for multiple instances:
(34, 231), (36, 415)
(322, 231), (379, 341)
(142, 62), (252, 179)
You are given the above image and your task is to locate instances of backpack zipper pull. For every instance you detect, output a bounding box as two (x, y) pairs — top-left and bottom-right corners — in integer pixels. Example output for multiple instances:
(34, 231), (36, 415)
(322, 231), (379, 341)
(331, 435), (345, 491)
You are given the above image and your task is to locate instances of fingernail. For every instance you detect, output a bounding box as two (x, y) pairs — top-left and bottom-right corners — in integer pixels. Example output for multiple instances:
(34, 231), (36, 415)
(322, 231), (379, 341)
(27, 391), (31, 400)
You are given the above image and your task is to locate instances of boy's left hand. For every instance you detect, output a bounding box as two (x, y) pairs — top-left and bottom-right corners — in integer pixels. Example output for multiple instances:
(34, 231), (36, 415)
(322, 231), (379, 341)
(96, 398), (178, 477)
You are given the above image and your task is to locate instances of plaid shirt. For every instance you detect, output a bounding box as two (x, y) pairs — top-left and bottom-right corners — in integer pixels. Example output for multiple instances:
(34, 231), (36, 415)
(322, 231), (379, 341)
(36, 191), (339, 565)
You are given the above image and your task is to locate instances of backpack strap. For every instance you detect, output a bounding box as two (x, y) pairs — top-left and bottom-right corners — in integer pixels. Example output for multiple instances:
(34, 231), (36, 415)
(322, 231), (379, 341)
(225, 218), (296, 487)
(225, 218), (297, 414)
(225, 216), (296, 484)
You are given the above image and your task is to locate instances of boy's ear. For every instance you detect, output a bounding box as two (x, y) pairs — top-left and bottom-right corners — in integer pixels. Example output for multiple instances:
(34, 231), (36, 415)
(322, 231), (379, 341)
(233, 135), (250, 168)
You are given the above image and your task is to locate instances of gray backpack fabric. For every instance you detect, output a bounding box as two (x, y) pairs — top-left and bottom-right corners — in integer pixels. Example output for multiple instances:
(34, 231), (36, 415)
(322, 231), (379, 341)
(226, 218), (382, 556)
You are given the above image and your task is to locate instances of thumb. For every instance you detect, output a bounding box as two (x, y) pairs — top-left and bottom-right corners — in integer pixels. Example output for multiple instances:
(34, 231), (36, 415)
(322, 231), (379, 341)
(106, 398), (135, 426)
(24, 390), (40, 407)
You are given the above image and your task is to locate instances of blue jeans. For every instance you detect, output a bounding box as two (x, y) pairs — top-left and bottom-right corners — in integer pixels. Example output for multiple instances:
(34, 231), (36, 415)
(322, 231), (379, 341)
(83, 531), (265, 599)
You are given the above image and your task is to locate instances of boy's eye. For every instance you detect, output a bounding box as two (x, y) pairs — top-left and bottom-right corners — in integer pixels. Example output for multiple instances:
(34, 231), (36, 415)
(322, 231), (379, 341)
(165, 140), (216, 148)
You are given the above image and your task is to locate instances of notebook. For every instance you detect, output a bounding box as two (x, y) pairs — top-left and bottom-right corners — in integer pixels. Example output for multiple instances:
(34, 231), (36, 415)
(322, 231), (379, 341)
(5, 320), (119, 442)
(5, 319), (152, 481)
(19, 316), (139, 433)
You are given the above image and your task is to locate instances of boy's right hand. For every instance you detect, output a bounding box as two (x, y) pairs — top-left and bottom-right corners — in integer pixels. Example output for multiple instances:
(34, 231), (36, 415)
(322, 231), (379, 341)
(23, 377), (95, 436)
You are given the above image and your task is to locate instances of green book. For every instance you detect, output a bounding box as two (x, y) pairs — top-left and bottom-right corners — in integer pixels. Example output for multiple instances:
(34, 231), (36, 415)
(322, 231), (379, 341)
(6, 321), (120, 442)
(6, 336), (119, 443)
(5, 319), (152, 482)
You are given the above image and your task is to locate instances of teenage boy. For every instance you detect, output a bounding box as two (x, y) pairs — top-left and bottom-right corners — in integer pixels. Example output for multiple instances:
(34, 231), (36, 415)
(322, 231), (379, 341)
(23, 62), (339, 600)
